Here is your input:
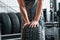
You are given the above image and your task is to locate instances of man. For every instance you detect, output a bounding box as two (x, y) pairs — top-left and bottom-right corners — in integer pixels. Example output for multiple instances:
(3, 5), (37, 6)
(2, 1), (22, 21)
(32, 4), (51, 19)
(17, 0), (42, 28)
(17, 0), (45, 40)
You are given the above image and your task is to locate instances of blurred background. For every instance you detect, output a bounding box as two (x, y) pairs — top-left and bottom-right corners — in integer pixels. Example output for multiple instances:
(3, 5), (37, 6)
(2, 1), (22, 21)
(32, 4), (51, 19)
(0, 0), (60, 40)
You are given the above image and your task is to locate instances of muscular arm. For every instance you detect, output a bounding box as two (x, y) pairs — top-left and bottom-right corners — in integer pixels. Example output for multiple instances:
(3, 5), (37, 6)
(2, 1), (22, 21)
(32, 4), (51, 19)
(29, 0), (42, 27)
(34, 0), (42, 21)
(17, 0), (29, 23)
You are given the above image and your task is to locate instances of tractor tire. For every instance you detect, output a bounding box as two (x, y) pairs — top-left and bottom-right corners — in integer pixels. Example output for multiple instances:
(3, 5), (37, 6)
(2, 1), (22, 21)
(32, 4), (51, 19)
(16, 13), (22, 33)
(22, 25), (44, 40)
(8, 13), (20, 33)
(0, 13), (12, 34)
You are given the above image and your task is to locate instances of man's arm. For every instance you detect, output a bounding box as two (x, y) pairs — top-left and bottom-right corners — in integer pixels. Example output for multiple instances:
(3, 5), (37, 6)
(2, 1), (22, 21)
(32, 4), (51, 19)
(29, 0), (42, 27)
(33, 0), (42, 21)
(17, 0), (29, 23)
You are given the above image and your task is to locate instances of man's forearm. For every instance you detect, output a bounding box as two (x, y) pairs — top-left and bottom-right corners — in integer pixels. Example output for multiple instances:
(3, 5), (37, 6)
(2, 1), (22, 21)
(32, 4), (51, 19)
(34, 0), (42, 21)
(20, 7), (29, 23)
(17, 0), (29, 23)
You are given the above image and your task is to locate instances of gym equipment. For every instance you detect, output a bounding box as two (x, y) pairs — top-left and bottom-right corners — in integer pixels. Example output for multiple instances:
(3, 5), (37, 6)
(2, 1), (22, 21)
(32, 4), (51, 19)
(43, 9), (47, 22)
(50, 0), (57, 12)
(54, 12), (58, 21)
(57, 5), (60, 27)
(0, 13), (12, 34)
(8, 13), (20, 33)
(57, 4), (60, 38)
(58, 3), (60, 10)
(22, 25), (44, 40)
(57, 3), (60, 17)
(50, 10), (53, 21)
(16, 13), (22, 33)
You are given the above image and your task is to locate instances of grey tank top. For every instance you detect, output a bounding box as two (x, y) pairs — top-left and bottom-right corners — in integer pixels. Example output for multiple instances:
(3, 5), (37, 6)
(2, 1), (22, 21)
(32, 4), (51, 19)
(24, 0), (37, 21)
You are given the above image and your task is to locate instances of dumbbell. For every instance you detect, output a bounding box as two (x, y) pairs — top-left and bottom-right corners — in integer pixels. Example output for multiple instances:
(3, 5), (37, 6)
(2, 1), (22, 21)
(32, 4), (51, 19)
(43, 9), (47, 22)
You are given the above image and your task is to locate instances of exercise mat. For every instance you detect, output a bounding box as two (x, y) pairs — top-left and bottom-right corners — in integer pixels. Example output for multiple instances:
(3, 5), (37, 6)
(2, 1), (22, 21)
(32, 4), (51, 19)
(22, 25), (44, 40)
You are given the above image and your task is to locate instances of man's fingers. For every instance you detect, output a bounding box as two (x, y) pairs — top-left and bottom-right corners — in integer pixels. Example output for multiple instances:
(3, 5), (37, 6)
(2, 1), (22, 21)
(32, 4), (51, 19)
(29, 21), (39, 28)
(30, 22), (35, 28)
(37, 23), (39, 27)
(29, 23), (32, 28)
(34, 24), (36, 28)
(22, 23), (28, 29)
(24, 23), (27, 25)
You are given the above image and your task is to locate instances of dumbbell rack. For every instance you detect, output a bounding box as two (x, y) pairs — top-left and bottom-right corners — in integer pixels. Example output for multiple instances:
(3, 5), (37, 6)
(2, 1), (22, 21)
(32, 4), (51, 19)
(1, 33), (21, 40)
(45, 22), (59, 28)
(45, 21), (59, 40)
(0, 23), (22, 40)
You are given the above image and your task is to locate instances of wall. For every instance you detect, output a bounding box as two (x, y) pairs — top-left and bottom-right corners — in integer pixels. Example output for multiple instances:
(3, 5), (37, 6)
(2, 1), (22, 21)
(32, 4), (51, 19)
(0, 0), (20, 12)
(0, 0), (60, 12)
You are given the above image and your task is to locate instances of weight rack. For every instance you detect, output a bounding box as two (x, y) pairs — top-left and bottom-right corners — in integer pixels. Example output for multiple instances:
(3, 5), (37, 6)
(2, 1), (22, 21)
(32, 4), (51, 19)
(45, 21), (60, 40)
(0, 21), (59, 40)
(0, 23), (21, 40)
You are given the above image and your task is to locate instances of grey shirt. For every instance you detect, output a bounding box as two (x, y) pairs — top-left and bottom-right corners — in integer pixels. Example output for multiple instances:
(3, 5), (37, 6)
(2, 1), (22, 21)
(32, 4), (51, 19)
(24, 0), (44, 27)
(24, 0), (37, 21)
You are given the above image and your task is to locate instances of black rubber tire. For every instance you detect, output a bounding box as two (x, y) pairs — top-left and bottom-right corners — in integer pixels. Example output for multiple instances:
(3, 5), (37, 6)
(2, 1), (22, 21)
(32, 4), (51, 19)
(8, 13), (20, 33)
(0, 13), (12, 34)
(16, 13), (21, 33)
(22, 25), (43, 40)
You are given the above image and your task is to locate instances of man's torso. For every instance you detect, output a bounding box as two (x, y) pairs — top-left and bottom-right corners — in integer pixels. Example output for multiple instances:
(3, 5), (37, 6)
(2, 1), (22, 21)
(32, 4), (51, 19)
(24, 0), (37, 21)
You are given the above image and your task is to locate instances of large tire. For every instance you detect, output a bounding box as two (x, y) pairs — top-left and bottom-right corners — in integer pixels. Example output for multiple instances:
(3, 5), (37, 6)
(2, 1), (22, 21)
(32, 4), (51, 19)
(16, 13), (21, 33)
(22, 25), (44, 40)
(0, 13), (12, 34)
(8, 13), (20, 33)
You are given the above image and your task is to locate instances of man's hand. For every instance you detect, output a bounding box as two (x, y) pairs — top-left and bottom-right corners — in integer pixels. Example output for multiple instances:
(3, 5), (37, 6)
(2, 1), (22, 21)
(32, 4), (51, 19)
(22, 21), (39, 29)
(29, 21), (39, 28)
(22, 22), (30, 29)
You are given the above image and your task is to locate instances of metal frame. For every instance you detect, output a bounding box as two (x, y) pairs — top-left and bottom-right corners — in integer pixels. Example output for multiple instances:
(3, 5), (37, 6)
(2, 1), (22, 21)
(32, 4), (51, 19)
(0, 23), (21, 40)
